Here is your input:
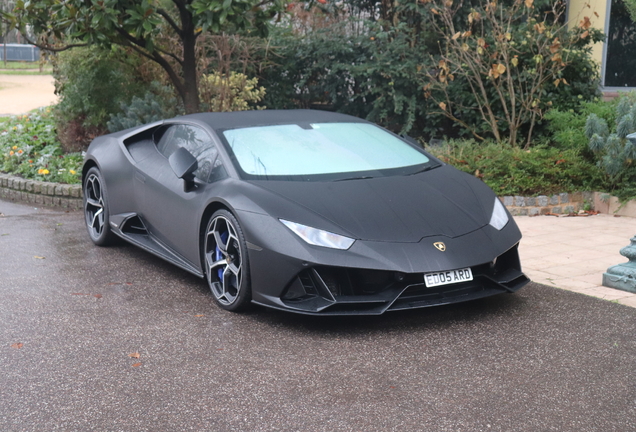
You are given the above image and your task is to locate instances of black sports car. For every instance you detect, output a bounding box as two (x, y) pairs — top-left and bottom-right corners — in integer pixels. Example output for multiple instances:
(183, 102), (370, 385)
(82, 110), (529, 315)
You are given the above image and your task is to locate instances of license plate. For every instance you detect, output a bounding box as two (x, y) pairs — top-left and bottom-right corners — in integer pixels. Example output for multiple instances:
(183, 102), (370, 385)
(424, 268), (473, 288)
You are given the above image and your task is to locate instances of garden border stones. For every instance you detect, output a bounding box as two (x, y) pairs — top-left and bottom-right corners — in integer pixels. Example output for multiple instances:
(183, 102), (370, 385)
(501, 192), (593, 216)
(0, 173), (83, 210)
(0, 173), (605, 216)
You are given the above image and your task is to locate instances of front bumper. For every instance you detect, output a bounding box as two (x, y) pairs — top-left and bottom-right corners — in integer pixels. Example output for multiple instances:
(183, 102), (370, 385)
(252, 244), (529, 315)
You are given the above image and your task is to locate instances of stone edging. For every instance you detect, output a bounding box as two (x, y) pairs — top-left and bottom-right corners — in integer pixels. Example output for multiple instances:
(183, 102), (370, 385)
(0, 173), (629, 217)
(0, 173), (83, 210)
(500, 191), (593, 216)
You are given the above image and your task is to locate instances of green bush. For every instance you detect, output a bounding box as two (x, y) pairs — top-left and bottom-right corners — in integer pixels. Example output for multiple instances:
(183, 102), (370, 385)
(260, 23), (439, 136)
(53, 45), (149, 148)
(0, 108), (82, 184)
(428, 140), (603, 196)
(107, 83), (182, 133)
(544, 98), (617, 151)
(584, 95), (636, 200)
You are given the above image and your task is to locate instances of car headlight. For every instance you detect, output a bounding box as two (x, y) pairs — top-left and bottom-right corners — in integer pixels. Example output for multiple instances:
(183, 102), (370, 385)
(280, 219), (355, 250)
(489, 198), (509, 230)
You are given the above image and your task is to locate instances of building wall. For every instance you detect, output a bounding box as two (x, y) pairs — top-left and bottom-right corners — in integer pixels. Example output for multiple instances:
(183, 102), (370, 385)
(568, 0), (608, 67)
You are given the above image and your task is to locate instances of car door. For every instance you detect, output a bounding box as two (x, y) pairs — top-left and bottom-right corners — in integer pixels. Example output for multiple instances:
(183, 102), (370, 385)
(133, 123), (224, 267)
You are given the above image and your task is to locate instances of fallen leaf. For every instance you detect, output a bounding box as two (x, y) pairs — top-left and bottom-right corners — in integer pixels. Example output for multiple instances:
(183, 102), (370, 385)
(439, 102), (447, 111)
(580, 30), (589, 39)
(128, 352), (141, 359)
(525, 0), (533, 7)
(33, 256), (45, 260)
(132, 362), (142, 367)
(452, 31), (461, 40)
(11, 343), (23, 349)
(194, 314), (205, 317)
(93, 294), (103, 299)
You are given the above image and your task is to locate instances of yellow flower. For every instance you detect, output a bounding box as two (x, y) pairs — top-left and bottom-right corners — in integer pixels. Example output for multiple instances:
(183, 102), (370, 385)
(69, 169), (76, 175)
(17, 149), (23, 154)
(38, 168), (49, 175)
(12, 145), (17, 150)
(9, 151), (14, 155)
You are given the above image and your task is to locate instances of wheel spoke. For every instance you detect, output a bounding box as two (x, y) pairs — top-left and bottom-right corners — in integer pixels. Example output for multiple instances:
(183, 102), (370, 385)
(221, 268), (237, 302)
(91, 208), (104, 232)
(213, 228), (228, 254)
(86, 196), (102, 208)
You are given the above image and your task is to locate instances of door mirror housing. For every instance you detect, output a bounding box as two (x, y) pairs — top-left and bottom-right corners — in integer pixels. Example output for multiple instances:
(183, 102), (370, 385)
(169, 147), (198, 191)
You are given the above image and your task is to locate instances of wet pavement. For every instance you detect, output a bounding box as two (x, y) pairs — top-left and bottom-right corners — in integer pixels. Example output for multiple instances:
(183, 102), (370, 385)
(1, 199), (635, 431)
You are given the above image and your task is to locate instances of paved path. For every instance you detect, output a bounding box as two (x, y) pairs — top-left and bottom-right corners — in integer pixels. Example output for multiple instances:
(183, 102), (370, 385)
(516, 214), (636, 308)
(0, 199), (635, 431)
(0, 74), (57, 115)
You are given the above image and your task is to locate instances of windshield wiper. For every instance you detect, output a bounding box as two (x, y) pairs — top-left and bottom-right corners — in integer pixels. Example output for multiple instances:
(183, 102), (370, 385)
(333, 175), (375, 182)
(406, 163), (440, 175)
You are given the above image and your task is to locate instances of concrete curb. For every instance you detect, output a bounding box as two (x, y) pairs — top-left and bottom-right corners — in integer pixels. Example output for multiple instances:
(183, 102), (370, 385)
(0, 173), (83, 210)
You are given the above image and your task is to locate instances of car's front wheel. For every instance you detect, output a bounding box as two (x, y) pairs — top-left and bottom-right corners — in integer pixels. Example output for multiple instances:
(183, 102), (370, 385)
(203, 210), (252, 311)
(83, 167), (116, 246)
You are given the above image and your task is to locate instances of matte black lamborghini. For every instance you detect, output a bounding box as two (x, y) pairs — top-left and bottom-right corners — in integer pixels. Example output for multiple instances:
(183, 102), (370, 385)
(82, 110), (529, 315)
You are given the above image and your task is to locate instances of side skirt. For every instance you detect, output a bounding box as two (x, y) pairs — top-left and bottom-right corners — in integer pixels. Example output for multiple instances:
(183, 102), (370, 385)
(109, 213), (204, 278)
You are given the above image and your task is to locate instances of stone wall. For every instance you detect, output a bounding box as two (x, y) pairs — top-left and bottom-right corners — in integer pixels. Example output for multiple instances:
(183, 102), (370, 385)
(0, 173), (83, 210)
(500, 192), (594, 216)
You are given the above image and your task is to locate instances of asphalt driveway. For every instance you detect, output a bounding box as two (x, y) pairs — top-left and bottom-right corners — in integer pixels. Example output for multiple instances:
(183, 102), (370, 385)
(1, 199), (635, 431)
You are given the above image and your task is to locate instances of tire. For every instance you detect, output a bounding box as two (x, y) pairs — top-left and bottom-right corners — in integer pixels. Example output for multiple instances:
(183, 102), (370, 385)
(83, 167), (116, 246)
(203, 209), (252, 312)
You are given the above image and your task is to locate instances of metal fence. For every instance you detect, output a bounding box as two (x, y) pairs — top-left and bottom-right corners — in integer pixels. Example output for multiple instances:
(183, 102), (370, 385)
(0, 44), (40, 62)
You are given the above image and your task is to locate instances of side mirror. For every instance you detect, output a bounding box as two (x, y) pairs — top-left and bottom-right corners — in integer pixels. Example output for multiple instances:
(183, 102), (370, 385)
(169, 147), (198, 192)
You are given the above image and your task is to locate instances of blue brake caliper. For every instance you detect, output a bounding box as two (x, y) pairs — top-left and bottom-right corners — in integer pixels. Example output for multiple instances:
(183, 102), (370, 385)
(215, 231), (229, 280)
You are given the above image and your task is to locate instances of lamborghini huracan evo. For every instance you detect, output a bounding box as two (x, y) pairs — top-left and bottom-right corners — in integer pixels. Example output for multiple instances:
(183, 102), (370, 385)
(82, 110), (529, 315)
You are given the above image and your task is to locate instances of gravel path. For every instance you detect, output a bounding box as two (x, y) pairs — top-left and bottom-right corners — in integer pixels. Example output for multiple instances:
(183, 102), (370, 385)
(0, 74), (57, 115)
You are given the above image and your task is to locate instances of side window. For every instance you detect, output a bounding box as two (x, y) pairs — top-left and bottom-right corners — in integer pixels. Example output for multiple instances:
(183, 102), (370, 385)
(156, 126), (177, 158)
(156, 124), (226, 183)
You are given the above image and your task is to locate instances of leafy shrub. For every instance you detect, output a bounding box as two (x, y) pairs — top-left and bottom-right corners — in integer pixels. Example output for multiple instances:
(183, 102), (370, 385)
(424, 0), (603, 146)
(544, 98), (618, 151)
(0, 108), (82, 184)
(585, 95), (636, 200)
(53, 46), (148, 148)
(107, 83), (182, 133)
(261, 23), (436, 136)
(429, 140), (603, 196)
(200, 72), (266, 112)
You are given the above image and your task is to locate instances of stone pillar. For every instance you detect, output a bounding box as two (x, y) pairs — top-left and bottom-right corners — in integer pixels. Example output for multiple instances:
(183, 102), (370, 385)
(603, 235), (636, 293)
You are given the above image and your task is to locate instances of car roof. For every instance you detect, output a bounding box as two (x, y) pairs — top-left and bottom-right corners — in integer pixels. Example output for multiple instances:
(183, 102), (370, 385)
(172, 109), (368, 131)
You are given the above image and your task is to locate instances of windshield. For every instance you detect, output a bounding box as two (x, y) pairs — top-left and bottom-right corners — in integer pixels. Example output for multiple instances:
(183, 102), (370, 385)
(221, 122), (435, 180)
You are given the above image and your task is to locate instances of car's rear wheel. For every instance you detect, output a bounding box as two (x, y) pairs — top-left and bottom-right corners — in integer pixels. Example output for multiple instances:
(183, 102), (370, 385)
(203, 210), (252, 311)
(83, 167), (116, 246)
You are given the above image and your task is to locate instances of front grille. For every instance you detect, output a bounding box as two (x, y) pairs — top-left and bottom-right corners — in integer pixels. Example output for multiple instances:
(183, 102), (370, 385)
(279, 245), (528, 314)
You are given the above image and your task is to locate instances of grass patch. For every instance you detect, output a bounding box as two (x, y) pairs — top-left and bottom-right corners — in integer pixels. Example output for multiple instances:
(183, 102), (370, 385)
(0, 69), (52, 76)
(0, 60), (49, 70)
(0, 61), (53, 75)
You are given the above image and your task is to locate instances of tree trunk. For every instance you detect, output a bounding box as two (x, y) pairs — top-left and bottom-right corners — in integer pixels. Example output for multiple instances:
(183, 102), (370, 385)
(179, 5), (200, 114)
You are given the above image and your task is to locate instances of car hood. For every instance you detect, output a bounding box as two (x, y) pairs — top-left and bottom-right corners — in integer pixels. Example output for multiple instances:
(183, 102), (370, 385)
(250, 165), (495, 242)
